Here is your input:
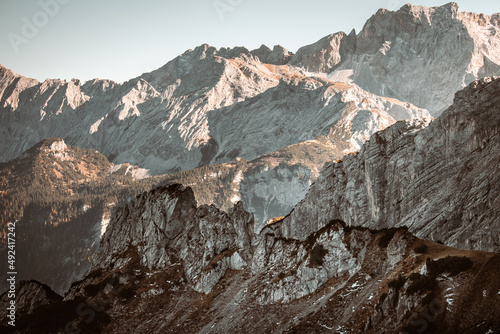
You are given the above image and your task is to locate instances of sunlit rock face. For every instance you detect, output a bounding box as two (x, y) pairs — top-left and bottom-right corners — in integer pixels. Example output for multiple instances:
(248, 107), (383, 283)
(3, 3), (499, 173)
(0, 56), (428, 176)
(294, 3), (500, 116)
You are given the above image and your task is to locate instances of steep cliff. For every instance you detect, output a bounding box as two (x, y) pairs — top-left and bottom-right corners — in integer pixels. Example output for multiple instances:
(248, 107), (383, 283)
(281, 77), (500, 252)
(299, 3), (500, 115)
(92, 183), (254, 294)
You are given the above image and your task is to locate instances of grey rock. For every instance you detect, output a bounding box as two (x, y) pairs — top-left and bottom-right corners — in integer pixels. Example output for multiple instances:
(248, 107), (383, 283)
(94, 184), (254, 294)
(251, 44), (293, 65)
(331, 3), (500, 116)
(281, 77), (500, 252)
(0, 280), (61, 319)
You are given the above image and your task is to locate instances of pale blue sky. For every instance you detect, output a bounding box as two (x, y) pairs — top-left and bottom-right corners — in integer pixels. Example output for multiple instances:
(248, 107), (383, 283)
(0, 0), (498, 83)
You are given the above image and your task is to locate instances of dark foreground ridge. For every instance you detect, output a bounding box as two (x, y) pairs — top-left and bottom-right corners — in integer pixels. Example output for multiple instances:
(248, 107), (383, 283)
(1, 181), (499, 333)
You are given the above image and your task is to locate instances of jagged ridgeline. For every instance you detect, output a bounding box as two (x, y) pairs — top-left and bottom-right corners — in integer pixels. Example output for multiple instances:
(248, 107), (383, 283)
(2, 3), (499, 173)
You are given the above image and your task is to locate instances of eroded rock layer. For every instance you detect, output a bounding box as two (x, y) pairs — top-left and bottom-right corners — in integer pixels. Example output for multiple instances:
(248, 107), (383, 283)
(282, 77), (500, 252)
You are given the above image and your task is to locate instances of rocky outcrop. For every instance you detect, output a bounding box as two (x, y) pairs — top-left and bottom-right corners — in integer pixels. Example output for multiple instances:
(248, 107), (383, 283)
(0, 280), (61, 320)
(290, 30), (357, 73)
(250, 44), (293, 65)
(93, 184), (254, 294)
(251, 221), (413, 305)
(281, 77), (500, 252)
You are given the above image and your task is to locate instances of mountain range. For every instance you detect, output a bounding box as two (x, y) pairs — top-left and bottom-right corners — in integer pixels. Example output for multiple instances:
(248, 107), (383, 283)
(0, 2), (500, 332)
(1, 75), (499, 333)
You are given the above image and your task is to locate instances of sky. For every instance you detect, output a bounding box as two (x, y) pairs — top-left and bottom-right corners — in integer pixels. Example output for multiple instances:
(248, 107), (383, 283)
(0, 0), (498, 83)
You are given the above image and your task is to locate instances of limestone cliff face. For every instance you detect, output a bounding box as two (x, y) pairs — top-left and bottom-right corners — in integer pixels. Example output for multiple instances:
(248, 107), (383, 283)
(306, 3), (500, 115)
(289, 31), (357, 73)
(93, 184), (254, 294)
(281, 77), (500, 252)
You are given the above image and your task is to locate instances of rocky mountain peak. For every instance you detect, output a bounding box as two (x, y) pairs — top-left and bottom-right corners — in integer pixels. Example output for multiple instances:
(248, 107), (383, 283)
(13, 144), (499, 333)
(0, 64), (15, 78)
(397, 2), (459, 18)
(24, 137), (66, 154)
(1, 137), (111, 199)
(0, 280), (61, 320)
(289, 31), (356, 73)
(251, 44), (293, 65)
(47, 138), (67, 152)
(1, 2), (499, 169)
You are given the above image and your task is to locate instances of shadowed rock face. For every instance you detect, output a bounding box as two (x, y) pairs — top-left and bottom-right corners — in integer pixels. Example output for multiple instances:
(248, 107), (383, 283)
(3, 78), (500, 334)
(282, 77), (500, 252)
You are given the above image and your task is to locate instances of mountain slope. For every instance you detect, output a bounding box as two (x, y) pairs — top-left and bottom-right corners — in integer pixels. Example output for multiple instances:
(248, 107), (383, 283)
(294, 2), (500, 115)
(280, 77), (500, 252)
(0, 53), (427, 175)
(0, 138), (175, 294)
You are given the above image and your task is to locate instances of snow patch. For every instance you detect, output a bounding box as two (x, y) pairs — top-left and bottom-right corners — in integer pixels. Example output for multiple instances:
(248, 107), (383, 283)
(100, 219), (110, 238)
(111, 163), (150, 180)
(90, 116), (105, 134)
(445, 286), (455, 309)
(230, 194), (241, 204)
(351, 281), (362, 288)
